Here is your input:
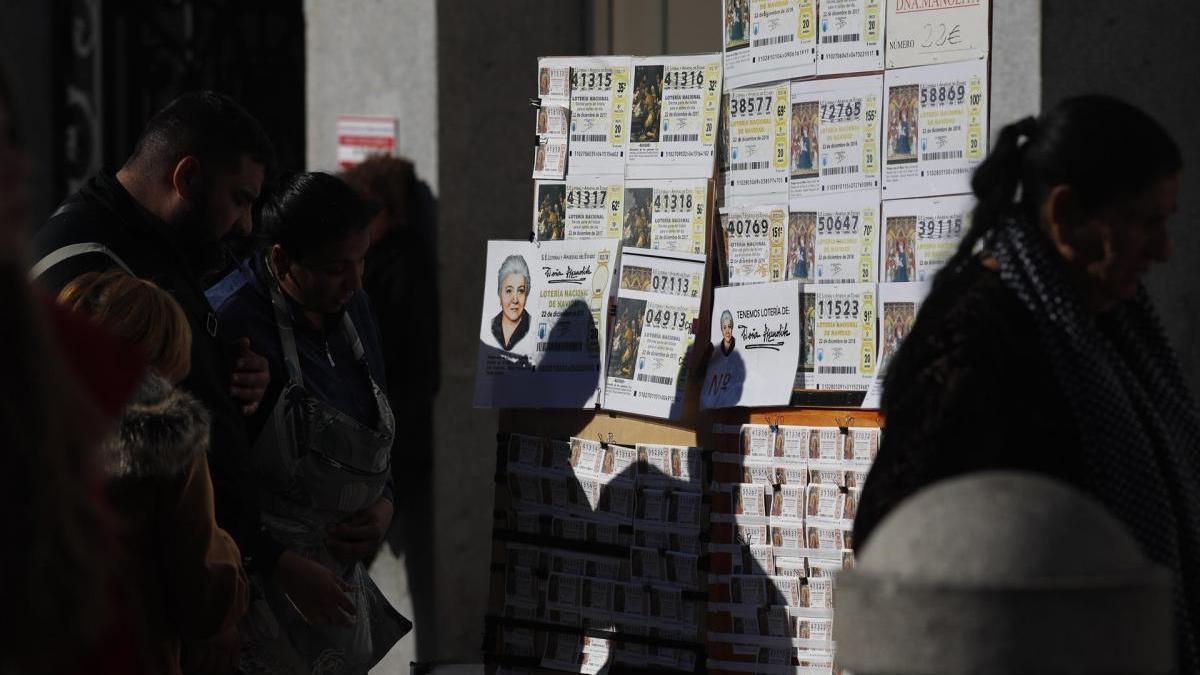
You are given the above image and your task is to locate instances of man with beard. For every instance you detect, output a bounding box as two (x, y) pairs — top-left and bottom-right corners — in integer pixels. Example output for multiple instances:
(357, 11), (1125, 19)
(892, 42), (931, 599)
(30, 91), (274, 673)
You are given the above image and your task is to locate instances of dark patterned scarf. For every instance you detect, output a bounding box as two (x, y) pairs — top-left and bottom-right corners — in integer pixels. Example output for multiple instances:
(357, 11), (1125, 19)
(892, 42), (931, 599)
(990, 216), (1200, 672)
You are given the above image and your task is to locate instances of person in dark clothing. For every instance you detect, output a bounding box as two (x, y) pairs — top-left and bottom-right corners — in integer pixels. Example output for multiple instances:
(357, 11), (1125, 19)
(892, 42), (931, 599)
(58, 270), (248, 675)
(1, 65), (144, 674)
(207, 172), (407, 672)
(29, 91), (276, 672)
(855, 95), (1200, 673)
(340, 156), (439, 659)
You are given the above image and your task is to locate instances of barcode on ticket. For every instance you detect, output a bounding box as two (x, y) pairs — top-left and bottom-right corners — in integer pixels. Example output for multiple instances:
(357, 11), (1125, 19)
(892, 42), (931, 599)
(821, 33), (861, 44)
(824, 165), (860, 176)
(662, 134), (699, 143)
(817, 366), (857, 374)
(921, 150), (963, 161)
(571, 134), (608, 142)
(731, 161), (771, 171)
(753, 34), (795, 47)
(636, 373), (675, 385)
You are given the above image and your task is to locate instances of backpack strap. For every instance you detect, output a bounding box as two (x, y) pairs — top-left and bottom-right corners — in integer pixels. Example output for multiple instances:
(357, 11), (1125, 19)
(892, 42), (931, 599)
(29, 202), (135, 280)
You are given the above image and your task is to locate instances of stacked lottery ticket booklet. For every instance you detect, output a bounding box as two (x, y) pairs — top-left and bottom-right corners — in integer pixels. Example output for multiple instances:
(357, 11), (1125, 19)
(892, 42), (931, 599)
(706, 422), (877, 667)
(499, 433), (706, 672)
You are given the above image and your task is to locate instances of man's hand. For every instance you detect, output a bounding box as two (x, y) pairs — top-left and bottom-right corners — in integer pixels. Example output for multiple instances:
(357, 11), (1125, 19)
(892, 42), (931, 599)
(327, 498), (393, 565)
(228, 337), (269, 415)
(274, 550), (357, 626)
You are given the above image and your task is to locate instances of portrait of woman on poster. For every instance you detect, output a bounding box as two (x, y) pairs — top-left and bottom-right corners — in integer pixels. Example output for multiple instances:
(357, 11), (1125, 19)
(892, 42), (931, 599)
(492, 254), (532, 351)
(719, 309), (736, 355)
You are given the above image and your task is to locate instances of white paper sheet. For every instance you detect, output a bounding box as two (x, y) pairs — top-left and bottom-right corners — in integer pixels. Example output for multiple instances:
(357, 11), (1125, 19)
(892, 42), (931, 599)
(702, 280), (802, 408)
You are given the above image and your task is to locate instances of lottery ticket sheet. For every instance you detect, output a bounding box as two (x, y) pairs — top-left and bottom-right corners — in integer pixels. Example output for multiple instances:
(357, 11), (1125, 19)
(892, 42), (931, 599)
(543, 56), (633, 177)
(723, 82), (791, 206)
(789, 191), (880, 285)
(880, 193), (974, 282)
(720, 204), (788, 285)
(816, 0), (885, 75)
(534, 57), (572, 180)
(794, 285), (817, 389)
(627, 54), (724, 179)
(812, 282), (877, 391)
(882, 60), (988, 200)
(603, 253), (705, 420)
(621, 179), (711, 261)
(723, 0), (818, 90)
(788, 75), (883, 202)
(878, 281), (930, 374)
(532, 177), (625, 241)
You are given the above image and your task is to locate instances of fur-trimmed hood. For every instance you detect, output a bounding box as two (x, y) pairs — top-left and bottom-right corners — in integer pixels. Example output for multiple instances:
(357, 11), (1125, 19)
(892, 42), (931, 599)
(99, 373), (211, 479)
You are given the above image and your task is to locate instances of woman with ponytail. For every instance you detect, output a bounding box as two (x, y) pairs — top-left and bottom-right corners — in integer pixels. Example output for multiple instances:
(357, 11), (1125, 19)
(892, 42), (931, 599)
(855, 95), (1200, 672)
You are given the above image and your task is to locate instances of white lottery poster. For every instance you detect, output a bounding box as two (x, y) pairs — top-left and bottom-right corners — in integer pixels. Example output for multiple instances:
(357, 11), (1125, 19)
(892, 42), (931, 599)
(532, 177), (624, 241)
(558, 56), (633, 176)
(621, 179), (710, 261)
(884, 0), (990, 69)
(880, 193), (973, 282)
(604, 253), (704, 420)
(806, 191), (881, 284)
(702, 280), (801, 409)
(474, 239), (619, 408)
(882, 60), (988, 200)
(813, 282), (877, 391)
(788, 75), (882, 202)
(723, 0), (818, 90)
(627, 54), (723, 179)
(721, 204), (788, 286)
(879, 281), (929, 373)
(724, 82), (791, 205)
(817, 0), (885, 75)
